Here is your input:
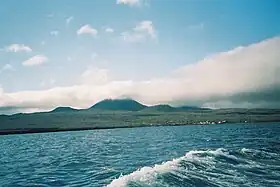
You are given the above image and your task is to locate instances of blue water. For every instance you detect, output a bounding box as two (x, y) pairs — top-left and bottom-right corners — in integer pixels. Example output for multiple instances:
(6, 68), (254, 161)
(0, 123), (280, 187)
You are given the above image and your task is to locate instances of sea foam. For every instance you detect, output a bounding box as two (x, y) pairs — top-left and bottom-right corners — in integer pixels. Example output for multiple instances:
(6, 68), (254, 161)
(106, 148), (233, 187)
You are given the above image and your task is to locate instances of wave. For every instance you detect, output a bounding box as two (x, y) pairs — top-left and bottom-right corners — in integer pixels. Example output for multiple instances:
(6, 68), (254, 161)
(106, 148), (280, 187)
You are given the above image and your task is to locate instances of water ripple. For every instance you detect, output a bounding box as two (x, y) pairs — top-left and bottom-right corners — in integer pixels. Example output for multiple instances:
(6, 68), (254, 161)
(0, 123), (279, 187)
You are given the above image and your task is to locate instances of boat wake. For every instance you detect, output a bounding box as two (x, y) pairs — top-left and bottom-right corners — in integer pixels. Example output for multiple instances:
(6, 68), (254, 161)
(107, 148), (280, 187)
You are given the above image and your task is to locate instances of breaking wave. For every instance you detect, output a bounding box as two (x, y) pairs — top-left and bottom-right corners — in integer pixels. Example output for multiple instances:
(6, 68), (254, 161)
(107, 148), (280, 187)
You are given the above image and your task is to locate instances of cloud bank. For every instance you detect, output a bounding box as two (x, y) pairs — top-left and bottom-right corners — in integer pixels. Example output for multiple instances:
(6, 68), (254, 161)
(1, 37), (280, 113)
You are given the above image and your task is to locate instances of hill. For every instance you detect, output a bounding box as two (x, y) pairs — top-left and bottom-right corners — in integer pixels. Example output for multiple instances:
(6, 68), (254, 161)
(142, 104), (178, 112)
(1, 107), (280, 135)
(90, 99), (147, 111)
(51, 107), (78, 113)
(177, 106), (211, 111)
(141, 104), (207, 112)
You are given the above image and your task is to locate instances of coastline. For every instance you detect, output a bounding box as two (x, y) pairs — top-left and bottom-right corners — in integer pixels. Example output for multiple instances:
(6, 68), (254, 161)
(1, 108), (280, 136)
(0, 121), (279, 136)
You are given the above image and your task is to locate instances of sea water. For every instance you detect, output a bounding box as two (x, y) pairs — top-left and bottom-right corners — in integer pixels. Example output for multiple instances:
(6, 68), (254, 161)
(0, 123), (279, 187)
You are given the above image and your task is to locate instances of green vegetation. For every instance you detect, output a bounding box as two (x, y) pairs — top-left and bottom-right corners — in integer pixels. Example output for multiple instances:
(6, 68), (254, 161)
(51, 107), (78, 113)
(0, 99), (280, 135)
(89, 98), (147, 111)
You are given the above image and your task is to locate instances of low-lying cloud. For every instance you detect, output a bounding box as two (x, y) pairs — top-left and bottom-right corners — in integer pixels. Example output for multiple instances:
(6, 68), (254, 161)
(1, 37), (280, 113)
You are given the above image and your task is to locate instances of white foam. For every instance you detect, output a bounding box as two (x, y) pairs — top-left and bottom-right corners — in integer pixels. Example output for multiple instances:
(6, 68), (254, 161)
(241, 148), (253, 153)
(106, 148), (226, 187)
(106, 148), (279, 187)
(241, 148), (278, 157)
(210, 148), (239, 160)
(185, 148), (238, 161)
(106, 157), (183, 187)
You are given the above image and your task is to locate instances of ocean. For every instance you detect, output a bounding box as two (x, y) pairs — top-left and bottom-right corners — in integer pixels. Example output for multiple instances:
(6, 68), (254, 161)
(0, 123), (279, 187)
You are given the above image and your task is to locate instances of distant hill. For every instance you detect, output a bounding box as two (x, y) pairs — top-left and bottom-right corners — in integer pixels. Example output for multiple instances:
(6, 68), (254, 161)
(141, 104), (209, 112)
(50, 101), (207, 113)
(2, 99), (208, 116)
(51, 107), (78, 113)
(177, 106), (211, 111)
(142, 104), (178, 112)
(90, 99), (147, 111)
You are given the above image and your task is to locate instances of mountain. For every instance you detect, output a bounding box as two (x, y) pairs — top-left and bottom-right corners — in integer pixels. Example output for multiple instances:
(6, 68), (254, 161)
(51, 107), (78, 113)
(142, 104), (178, 112)
(90, 99), (147, 111)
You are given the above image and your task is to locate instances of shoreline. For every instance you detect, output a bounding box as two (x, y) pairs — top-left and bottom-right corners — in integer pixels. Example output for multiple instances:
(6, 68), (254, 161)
(1, 121), (279, 136)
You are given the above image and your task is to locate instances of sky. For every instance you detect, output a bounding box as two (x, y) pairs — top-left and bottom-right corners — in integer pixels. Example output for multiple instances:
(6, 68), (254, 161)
(0, 0), (280, 114)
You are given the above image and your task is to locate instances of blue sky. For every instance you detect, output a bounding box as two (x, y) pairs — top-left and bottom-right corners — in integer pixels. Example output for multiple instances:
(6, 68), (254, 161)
(0, 0), (280, 113)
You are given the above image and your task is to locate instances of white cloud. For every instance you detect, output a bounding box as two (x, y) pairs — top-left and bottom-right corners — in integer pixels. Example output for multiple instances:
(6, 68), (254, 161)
(116, 0), (147, 6)
(22, 55), (48, 66)
(121, 20), (157, 43)
(1, 37), (280, 112)
(41, 41), (46, 45)
(50, 30), (59, 36)
(134, 21), (156, 38)
(2, 64), (14, 71)
(66, 16), (73, 25)
(105, 28), (114, 33)
(77, 25), (98, 37)
(6, 44), (32, 53)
